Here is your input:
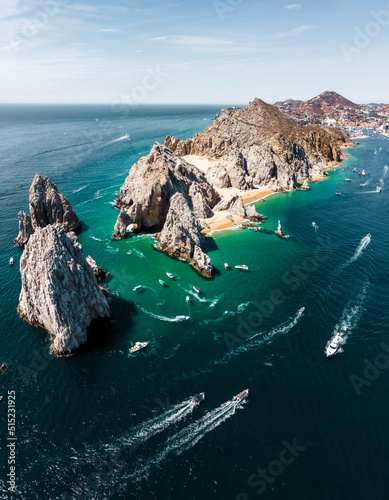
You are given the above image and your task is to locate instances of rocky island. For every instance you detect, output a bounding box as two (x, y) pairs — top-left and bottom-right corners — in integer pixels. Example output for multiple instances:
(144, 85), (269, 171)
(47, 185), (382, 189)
(16, 175), (110, 356)
(113, 98), (353, 277)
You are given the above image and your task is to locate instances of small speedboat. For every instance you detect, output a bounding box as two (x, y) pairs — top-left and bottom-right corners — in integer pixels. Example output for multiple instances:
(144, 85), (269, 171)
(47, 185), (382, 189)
(224, 263), (229, 269)
(193, 286), (201, 293)
(233, 389), (249, 403)
(186, 296), (190, 303)
(298, 307), (305, 315)
(352, 168), (358, 173)
(9, 258), (14, 266)
(235, 265), (249, 271)
(335, 192), (342, 196)
(159, 280), (166, 287)
(175, 315), (190, 321)
(376, 186), (382, 193)
(133, 285), (142, 291)
(326, 337), (341, 358)
(361, 170), (366, 176)
(130, 341), (149, 354)
(345, 178), (352, 182)
(166, 272), (175, 279)
(192, 393), (205, 404)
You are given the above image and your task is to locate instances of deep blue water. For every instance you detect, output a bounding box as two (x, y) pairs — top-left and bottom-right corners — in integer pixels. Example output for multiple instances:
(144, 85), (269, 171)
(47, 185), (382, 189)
(0, 105), (388, 500)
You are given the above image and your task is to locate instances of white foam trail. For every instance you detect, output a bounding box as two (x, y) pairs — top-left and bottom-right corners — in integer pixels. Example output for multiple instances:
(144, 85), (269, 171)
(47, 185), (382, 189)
(105, 134), (131, 146)
(127, 249), (149, 261)
(326, 281), (369, 355)
(137, 306), (185, 323)
(126, 398), (241, 480)
(72, 185), (88, 194)
(199, 302), (252, 325)
(383, 165), (388, 178)
(342, 234), (371, 268)
(90, 236), (103, 242)
(360, 180), (370, 187)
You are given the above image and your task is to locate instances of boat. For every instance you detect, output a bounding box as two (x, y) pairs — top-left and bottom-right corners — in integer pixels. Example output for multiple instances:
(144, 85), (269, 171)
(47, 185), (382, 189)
(192, 393), (205, 404)
(186, 296), (190, 303)
(0, 396), (3, 402)
(376, 186), (382, 193)
(361, 170), (366, 176)
(224, 263), (229, 269)
(175, 315), (190, 321)
(9, 258), (14, 265)
(235, 265), (249, 271)
(233, 389), (249, 403)
(326, 337), (341, 358)
(193, 286), (201, 293)
(159, 280), (166, 286)
(133, 285), (142, 291)
(166, 272), (175, 279)
(298, 307), (305, 315)
(335, 192), (342, 196)
(345, 178), (352, 182)
(352, 168), (358, 173)
(130, 341), (149, 354)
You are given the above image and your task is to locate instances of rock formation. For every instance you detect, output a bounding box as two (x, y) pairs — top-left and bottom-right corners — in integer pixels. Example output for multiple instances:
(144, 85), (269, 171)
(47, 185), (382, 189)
(214, 107), (240, 121)
(246, 205), (263, 222)
(86, 256), (108, 282)
(155, 193), (213, 278)
(113, 143), (220, 277)
(14, 211), (34, 247)
(18, 224), (111, 356)
(15, 174), (81, 246)
(165, 98), (353, 190)
(213, 195), (245, 218)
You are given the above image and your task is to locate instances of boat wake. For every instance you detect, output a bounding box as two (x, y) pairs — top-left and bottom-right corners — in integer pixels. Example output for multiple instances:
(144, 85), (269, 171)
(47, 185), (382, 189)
(90, 236), (103, 242)
(137, 306), (187, 323)
(127, 249), (149, 261)
(72, 185), (88, 194)
(383, 165), (388, 178)
(325, 281), (369, 356)
(312, 222), (319, 231)
(199, 302), (252, 325)
(124, 398), (242, 482)
(342, 234), (371, 268)
(105, 134), (131, 146)
(360, 180), (370, 187)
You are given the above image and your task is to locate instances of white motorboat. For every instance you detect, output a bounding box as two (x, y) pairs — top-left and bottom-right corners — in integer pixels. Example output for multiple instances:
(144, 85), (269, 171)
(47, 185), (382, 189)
(224, 263), (229, 269)
(9, 258), (14, 266)
(133, 285), (142, 291)
(166, 272), (175, 279)
(192, 393), (205, 404)
(130, 341), (149, 354)
(235, 265), (249, 271)
(186, 296), (190, 303)
(376, 186), (382, 193)
(298, 307), (305, 315)
(326, 336), (341, 358)
(193, 286), (201, 293)
(233, 389), (249, 403)
(175, 315), (190, 321)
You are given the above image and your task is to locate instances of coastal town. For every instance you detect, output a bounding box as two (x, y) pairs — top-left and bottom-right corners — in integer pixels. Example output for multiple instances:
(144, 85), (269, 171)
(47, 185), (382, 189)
(274, 91), (389, 138)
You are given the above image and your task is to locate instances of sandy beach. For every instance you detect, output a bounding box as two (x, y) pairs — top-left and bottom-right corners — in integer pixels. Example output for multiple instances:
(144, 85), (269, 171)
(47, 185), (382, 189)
(184, 154), (275, 233)
(352, 135), (370, 140)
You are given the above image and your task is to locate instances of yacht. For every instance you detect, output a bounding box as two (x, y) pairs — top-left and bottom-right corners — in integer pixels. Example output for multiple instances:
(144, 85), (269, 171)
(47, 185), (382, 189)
(224, 263), (229, 269)
(133, 285), (142, 291)
(166, 272), (175, 279)
(298, 307), (305, 315)
(130, 342), (149, 354)
(233, 389), (249, 403)
(326, 337), (341, 358)
(193, 286), (201, 293)
(9, 258), (14, 266)
(235, 265), (249, 271)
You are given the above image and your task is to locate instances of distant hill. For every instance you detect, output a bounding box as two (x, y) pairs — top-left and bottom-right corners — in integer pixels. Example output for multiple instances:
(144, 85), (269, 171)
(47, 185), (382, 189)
(275, 91), (359, 118)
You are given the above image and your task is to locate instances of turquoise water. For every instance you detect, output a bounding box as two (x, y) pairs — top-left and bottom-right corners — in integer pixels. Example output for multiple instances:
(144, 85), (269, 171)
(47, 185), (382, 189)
(1, 105), (389, 499)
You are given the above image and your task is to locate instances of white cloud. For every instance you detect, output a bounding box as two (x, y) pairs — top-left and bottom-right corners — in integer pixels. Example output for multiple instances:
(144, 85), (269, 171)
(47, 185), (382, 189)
(149, 36), (167, 41)
(276, 25), (314, 37)
(97, 28), (118, 33)
(284, 4), (302, 9)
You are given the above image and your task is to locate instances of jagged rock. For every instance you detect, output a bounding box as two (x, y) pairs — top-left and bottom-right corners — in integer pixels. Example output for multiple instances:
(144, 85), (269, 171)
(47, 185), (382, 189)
(214, 107), (240, 121)
(213, 195), (245, 218)
(29, 174), (81, 233)
(164, 98), (353, 190)
(115, 143), (218, 234)
(112, 209), (134, 239)
(213, 150), (254, 190)
(246, 205), (263, 222)
(18, 224), (111, 356)
(301, 179), (310, 191)
(14, 211), (34, 247)
(86, 256), (108, 281)
(155, 193), (213, 278)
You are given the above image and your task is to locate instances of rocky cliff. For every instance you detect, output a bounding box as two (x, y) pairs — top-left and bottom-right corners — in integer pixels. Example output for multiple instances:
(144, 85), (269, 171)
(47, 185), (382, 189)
(155, 193), (213, 278)
(18, 224), (111, 356)
(15, 174), (81, 246)
(113, 143), (219, 276)
(165, 98), (353, 190)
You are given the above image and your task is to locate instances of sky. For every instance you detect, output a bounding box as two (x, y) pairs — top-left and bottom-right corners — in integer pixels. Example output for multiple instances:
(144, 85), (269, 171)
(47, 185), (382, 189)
(0, 0), (388, 104)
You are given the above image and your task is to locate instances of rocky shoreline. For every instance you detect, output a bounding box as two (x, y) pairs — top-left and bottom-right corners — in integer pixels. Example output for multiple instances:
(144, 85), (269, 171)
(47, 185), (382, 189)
(112, 98), (353, 276)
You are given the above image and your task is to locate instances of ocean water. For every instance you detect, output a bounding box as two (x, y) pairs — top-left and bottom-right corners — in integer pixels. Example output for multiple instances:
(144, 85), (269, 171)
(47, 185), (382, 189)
(0, 105), (389, 500)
